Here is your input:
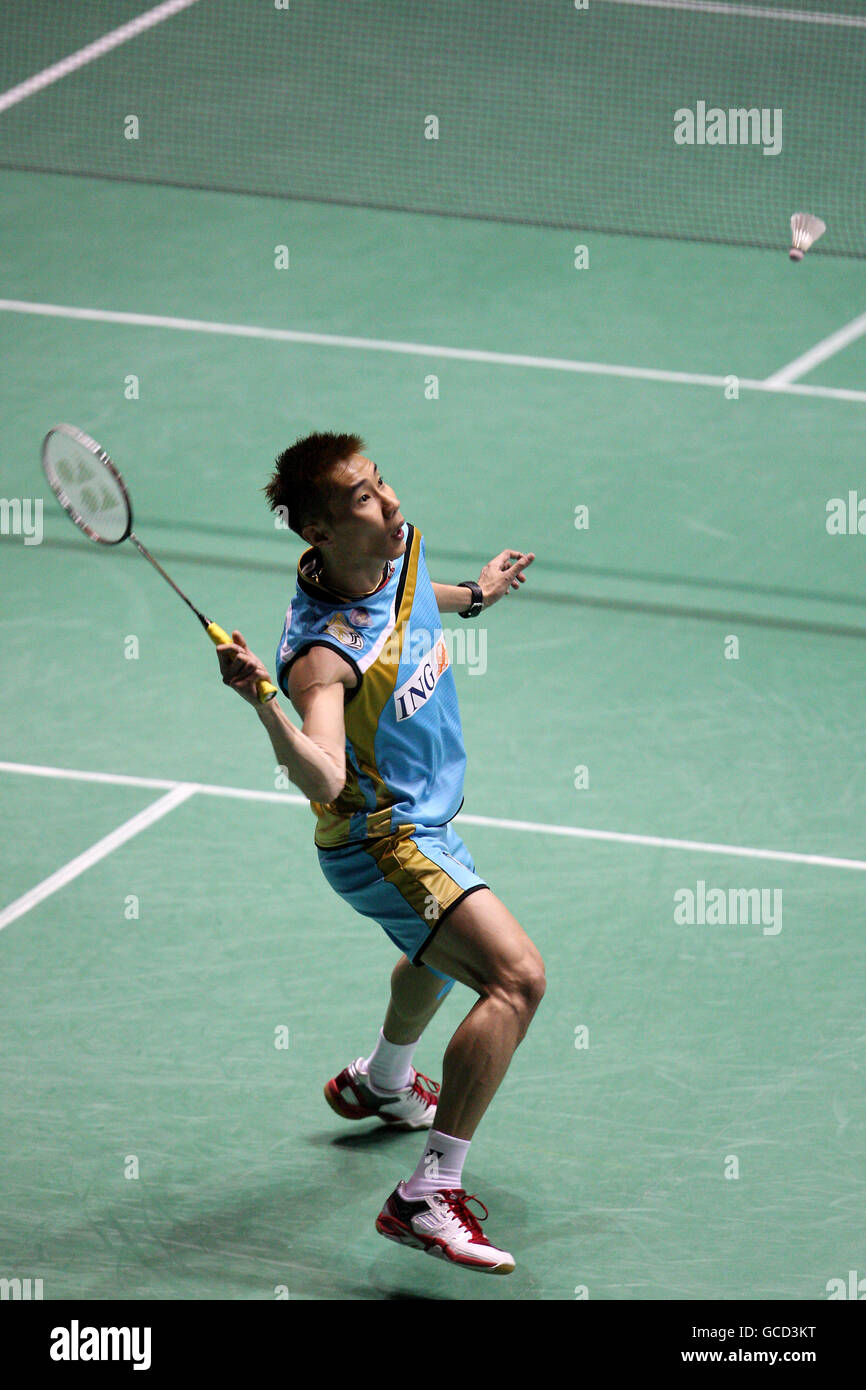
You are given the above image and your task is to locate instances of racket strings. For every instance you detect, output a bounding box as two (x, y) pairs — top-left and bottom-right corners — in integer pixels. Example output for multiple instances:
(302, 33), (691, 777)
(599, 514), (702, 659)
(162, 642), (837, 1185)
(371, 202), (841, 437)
(43, 427), (131, 545)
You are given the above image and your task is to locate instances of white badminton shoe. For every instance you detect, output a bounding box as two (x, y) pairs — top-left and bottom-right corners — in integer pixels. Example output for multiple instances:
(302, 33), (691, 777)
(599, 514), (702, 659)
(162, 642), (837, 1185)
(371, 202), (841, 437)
(376, 1183), (515, 1274)
(324, 1058), (439, 1130)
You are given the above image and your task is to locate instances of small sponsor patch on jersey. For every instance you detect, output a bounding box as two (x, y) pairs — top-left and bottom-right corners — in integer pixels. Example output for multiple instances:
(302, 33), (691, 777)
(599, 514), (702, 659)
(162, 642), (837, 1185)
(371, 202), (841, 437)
(394, 635), (449, 721)
(348, 606), (372, 628)
(325, 613), (365, 649)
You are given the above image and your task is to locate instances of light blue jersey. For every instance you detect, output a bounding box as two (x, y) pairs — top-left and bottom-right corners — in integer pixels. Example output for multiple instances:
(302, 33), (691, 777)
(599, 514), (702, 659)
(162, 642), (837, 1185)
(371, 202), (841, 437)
(275, 524), (467, 849)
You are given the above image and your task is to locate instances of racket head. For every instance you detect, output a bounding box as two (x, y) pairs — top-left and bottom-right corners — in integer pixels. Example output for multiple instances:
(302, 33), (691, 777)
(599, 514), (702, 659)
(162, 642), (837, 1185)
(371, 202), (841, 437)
(42, 423), (133, 545)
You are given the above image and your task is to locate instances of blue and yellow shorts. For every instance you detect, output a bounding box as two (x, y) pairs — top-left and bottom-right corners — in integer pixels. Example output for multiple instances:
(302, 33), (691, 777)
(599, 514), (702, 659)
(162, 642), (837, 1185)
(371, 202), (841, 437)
(316, 821), (488, 998)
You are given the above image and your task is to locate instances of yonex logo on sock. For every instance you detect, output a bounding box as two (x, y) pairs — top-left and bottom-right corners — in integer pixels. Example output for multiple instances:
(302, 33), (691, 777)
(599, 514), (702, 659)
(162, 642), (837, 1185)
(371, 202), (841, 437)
(424, 1149), (443, 1179)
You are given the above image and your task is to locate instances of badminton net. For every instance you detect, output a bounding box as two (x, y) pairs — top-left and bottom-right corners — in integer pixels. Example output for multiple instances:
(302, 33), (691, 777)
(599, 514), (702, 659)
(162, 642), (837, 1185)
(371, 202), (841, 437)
(0, 0), (864, 256)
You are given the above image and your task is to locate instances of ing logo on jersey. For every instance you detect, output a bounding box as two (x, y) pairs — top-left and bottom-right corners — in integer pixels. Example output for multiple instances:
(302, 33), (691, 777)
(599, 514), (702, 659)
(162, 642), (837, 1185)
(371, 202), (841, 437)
(393, 635), (449, 721)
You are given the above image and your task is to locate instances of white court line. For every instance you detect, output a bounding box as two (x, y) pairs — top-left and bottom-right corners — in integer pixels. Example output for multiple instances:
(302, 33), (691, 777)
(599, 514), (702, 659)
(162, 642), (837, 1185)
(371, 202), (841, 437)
(0, 783), (196, 933)
(600, 0), (866, 27)
(459, 812), (866, 871)
(0, 759), (308, 805)
(764, 311), (866, 387)
(0, 0), (204, 115)
(2, 760), (865, 873)
(2, 298), (866, 404)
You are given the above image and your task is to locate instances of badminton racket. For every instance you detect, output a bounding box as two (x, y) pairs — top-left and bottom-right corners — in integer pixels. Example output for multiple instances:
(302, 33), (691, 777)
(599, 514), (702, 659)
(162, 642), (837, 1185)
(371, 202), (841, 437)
(41, 423), (277, 703)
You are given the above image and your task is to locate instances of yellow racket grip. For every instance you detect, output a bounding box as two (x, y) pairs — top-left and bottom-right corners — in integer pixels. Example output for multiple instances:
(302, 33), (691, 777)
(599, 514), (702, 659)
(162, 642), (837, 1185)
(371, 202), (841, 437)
(207, 622), (277, 703)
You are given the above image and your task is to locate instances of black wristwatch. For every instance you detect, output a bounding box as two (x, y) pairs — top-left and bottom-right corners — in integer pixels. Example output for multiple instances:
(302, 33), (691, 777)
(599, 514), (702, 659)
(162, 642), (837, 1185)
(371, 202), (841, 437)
(458, 580), (484, 618)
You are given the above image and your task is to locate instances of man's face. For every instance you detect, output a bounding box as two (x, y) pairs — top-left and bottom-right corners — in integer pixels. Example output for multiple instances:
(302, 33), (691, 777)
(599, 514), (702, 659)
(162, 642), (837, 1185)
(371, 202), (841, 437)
(313, 453), (406, 562)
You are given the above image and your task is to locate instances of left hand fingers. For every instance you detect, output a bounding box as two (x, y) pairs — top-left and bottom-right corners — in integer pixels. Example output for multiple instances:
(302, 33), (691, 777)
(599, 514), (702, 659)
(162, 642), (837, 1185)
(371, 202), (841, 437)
(492, 548), (530, 567)
(479, 551), (535, 604)
(503, 552), (535, 588)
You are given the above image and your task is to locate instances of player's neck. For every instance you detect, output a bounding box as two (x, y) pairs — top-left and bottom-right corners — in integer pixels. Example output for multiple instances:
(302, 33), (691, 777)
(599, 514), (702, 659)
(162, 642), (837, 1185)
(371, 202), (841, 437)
(315, 549), (389, 600)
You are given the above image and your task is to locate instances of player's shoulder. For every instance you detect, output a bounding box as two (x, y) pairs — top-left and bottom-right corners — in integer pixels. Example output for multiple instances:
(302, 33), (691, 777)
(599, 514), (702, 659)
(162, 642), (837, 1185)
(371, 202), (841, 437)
(277, 597), (361, 697)
(288, 641), (357, 691)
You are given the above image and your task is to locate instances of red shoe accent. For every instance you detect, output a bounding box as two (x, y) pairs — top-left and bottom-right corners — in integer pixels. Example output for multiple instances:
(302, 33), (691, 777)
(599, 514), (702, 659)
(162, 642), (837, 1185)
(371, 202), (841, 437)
(323, 1074), (378, 1120)
(399, 1071), (440, 1118)
(323, 1063), (440, 1124)
(441, 1191), (490, 1244)
(375, 1186), (514, 1273)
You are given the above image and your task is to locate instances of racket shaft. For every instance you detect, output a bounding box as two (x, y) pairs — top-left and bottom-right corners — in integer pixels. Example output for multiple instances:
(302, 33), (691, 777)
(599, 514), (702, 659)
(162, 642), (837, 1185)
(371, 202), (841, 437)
(130, 534), (206, 621)
(130, 537), (275, 703)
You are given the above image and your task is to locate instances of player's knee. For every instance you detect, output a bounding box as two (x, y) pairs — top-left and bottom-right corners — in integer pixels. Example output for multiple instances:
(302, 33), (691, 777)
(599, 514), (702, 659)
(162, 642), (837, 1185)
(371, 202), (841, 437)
(521, 953), (547, 1017)
(491, 949), (546, 1026)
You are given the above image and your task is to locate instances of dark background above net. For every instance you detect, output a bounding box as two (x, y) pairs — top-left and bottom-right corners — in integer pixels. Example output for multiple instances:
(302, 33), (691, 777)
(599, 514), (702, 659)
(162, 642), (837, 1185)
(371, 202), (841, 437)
(0, 0), (863, 256)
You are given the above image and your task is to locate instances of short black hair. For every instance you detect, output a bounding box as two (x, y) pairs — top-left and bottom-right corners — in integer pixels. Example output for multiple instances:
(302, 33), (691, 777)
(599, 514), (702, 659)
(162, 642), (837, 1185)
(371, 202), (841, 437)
(264, 431), (365, 537)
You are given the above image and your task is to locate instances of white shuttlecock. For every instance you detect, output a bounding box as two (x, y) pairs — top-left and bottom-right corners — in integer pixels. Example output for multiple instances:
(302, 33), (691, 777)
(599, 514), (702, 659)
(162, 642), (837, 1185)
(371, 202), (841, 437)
(789, 212), (826, 261)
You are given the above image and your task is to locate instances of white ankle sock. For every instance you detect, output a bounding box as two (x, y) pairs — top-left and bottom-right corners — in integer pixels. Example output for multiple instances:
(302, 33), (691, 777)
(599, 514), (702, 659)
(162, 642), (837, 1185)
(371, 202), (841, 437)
(362, 1028), (417, 1094)
(402, 1129), (471, 1198)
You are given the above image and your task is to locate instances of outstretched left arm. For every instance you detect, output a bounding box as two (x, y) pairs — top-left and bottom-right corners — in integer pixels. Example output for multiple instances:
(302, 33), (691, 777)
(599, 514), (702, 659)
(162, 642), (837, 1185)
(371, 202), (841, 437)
(432, 550), (536, 613)
(431, 582), (480, 613)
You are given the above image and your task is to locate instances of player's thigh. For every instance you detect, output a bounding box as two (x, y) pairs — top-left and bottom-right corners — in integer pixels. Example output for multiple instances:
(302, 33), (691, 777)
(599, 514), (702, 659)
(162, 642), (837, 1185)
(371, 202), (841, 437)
(420, 886), (545, 1001)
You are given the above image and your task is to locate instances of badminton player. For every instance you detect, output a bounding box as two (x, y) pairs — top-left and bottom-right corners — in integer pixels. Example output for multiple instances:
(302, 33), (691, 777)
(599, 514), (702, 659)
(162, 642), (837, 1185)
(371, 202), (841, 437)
(216, 432), (544, 1274)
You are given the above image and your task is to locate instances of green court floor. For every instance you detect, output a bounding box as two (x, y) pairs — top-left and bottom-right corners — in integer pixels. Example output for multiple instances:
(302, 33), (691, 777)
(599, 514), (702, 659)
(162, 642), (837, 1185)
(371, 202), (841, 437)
(1, 166), (865, 1301)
